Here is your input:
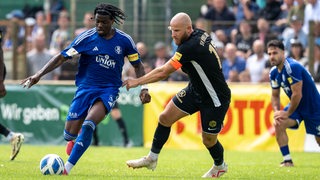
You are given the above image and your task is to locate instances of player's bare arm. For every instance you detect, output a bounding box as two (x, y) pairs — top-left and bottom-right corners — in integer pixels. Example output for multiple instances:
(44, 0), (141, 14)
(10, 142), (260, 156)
(123, 59), (176, 90)
(132, 62), (146, 78)
(21, 54), (68, 88)
(271, 88), (281, 112)
(271, 88), (282, 125)
(132, 62), (151, 104)
(286, 81), (303, 116)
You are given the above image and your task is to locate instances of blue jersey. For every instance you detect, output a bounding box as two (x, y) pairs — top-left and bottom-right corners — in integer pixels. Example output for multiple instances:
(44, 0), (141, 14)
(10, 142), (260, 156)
(61, 28), (141, 88)
(269, 57), (320, 116)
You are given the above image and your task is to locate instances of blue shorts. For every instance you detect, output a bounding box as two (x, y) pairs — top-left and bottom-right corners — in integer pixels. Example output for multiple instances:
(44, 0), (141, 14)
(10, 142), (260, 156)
(66, 86), (119, 121)
(285, 105), (320, 136)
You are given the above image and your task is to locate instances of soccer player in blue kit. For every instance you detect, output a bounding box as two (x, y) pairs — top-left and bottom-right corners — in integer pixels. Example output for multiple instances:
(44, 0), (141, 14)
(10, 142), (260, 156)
(267, 39), (320, 167)
(21, 3), (151, 175)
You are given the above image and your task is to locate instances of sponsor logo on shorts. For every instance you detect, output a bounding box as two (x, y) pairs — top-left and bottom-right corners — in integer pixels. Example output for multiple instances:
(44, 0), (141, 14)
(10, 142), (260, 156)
(208, 120), (217, 131)
(68, 112), (78, 119)
(178, 90), (186, 98)
(208, 127), (217, 131)
(175, 90), (186, 103)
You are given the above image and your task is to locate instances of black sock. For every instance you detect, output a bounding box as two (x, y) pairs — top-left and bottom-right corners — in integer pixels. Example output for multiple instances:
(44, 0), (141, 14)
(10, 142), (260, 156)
(151, 123), (171, 154)
(207, 140), (224, 166)
(92, 127), (99, 146)
(0, 124), (10, 137)
(116, 118), (129, 144)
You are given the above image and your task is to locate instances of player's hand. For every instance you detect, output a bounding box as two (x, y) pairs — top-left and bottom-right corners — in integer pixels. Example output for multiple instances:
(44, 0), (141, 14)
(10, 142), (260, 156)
(140, 89), (151, 104)
(0, 82), (6, 98)
(20, 74), (41, 89)
(273, 110), (288, 125)
(122, 78), (140, 91)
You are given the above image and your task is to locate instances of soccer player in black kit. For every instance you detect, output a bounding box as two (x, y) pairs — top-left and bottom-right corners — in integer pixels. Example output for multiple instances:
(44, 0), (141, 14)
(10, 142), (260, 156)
(123, 12), (231, 178)
(0, 29), (24, 160)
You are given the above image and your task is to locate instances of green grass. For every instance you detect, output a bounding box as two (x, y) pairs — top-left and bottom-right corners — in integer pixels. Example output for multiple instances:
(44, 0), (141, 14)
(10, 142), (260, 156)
(0, 145), (319, 179)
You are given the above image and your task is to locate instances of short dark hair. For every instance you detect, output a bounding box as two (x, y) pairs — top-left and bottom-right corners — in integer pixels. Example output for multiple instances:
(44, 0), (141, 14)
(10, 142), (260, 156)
(267, 39), (285, 51)
(94, 3), (126, 25)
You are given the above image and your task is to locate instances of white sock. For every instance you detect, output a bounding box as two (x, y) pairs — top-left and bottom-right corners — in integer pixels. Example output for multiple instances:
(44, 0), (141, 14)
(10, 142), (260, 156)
(283, 154), (292, 161)
(148, 151), (158, 161)
(6, 132), (14, 141)
(215, 162), (225, 168)
(64, 161), (74, 174)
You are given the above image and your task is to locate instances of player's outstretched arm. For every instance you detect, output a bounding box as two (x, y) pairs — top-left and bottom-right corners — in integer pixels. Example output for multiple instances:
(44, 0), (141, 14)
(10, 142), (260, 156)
(123, 60), (176, 90)
(21, 54), (68, 88)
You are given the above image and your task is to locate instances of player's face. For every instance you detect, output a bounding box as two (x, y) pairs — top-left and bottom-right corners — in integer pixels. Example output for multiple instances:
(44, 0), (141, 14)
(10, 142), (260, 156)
(169, 23), (189, 46)
(267, 46), (284, 67)
(95, 14), (114, 37)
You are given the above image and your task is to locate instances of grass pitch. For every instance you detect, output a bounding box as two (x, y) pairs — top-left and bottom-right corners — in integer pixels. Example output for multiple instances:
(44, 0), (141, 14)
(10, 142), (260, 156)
(0, 145), (319, 179)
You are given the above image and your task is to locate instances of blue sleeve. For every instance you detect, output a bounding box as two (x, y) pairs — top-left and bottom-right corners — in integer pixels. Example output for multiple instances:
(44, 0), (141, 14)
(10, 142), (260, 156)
(270, 67), (280, 89)
(287, 63), (303, 85)
(61, 30), (92, 58)
(61, 38), (82, 59)
(122, 36), (141, 65)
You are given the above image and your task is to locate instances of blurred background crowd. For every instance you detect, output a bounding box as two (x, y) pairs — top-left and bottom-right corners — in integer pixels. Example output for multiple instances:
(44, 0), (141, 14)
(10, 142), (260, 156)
(0, 0), (319, 83)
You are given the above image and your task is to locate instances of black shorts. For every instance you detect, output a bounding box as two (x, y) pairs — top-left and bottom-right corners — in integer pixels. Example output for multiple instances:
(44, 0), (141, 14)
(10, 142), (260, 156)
(172, 86), (229, 134)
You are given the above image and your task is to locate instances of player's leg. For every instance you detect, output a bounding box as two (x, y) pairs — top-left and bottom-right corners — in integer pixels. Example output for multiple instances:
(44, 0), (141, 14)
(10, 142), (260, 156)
(0, 123), (10, 137)
(304, 117), (320, 147)
(200, 103), (229, 178)
(64, 119), (84, 155)
(0, 123), (24, 160)
(274, 116), (298, 167)
(126, 99), (188, 170)
(64, 100), (107, 174)
(111, 103), (130, 147)
(201, 133), (228, 178)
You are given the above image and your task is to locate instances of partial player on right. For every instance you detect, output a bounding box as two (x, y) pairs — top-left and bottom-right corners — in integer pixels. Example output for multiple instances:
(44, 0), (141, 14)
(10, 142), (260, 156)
(267, 39), (320, 167)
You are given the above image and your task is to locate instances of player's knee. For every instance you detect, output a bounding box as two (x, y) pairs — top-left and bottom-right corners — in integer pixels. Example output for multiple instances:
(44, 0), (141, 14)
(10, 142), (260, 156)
(64, 129), (78, 141)
(202, 133), (217, 147)
(158, 113), (172, 126)
(273, 122), (286, 132)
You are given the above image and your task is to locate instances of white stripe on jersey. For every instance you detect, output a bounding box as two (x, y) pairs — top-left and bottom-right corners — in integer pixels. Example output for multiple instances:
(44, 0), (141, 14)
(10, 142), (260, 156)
(74, 28), (96, 45)
(191, 61), (221, 107)
(284, 60), (292, 74)
(284, 59), (300, 82)
(116, 29), (137, 50)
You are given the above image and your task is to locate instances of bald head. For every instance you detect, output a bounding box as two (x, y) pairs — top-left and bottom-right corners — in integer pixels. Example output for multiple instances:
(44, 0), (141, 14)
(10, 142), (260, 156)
(170, 12), (192, 28)
(169, 13), (193, 45)
(253, 39), (265, 55)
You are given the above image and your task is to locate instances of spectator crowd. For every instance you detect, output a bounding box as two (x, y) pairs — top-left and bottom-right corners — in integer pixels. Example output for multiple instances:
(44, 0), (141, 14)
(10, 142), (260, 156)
(1, 0), (320, 83)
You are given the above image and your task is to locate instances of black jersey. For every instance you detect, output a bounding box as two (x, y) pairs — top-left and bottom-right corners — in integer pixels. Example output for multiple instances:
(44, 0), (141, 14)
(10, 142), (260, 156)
(171, 29), (231, 107)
